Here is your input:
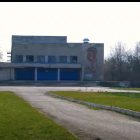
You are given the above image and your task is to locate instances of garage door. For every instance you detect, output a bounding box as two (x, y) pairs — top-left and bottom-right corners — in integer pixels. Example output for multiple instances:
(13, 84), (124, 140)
(15, 67), (35, 80)
(60, 68), (80, 81)
(37, 68), (58, 80)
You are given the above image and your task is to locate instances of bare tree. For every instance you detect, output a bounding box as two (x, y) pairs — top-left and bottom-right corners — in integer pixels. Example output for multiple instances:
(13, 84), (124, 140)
(110, 42), (127, 80)
(130, 42), (140, 81)
(104, 57), (117, 81)
(104, 41), (140, 81)
(134, 41), (140, 58)
(0, 47), (3, 62)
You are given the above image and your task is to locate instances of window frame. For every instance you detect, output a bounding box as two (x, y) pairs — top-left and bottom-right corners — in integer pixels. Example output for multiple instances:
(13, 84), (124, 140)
(70, 56), (78, 63)
(48, 56), (56, 63)
(26, 55), (34, 62)
(15, 55), (23, 62)
(59, 56), (67, 63)
(37, 55), (45, 63)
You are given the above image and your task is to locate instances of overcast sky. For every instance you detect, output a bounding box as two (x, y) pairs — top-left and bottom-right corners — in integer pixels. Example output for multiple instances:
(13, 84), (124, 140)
(0, 2), (140, 62)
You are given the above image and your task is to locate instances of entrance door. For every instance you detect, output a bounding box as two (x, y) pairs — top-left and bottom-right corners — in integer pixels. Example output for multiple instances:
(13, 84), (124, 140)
(60, 68), (80, 81)
(37, 68), (58, 80)
(15, 67), (35, 80)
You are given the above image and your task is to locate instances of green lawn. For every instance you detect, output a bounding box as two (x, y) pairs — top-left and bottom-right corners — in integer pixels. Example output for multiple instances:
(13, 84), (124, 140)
(50, 91), (140, 112)
(110, 87), (140, 91)
(0, 91), (79, 140)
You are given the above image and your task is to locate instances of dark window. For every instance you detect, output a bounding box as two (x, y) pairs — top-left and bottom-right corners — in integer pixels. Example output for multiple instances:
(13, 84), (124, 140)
(48, 56), (56, 63)
(15, 55), (23, 62)
(59, 56), (67, 63)
(26, 55), (34, 62)
(37, 56), (45, 62)
(70, 56), (77, 63)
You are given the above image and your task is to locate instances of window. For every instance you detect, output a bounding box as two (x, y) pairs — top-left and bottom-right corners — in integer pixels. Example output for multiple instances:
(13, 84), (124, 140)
(70, 56), (77, 63)
(26, 55), (34, 62)
(59, 56), (67, 63)
(15, 55), (23, 62)
(48, 56), (56, 63)
(37, 56), (45, 62)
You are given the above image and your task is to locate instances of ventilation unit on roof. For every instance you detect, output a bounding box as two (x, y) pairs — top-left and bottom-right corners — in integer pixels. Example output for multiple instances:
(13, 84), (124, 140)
(83, 38), (89, 43)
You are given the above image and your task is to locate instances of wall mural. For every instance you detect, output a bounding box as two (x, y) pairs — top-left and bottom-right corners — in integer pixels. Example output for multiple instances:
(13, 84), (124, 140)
(87, 47), (97, 73)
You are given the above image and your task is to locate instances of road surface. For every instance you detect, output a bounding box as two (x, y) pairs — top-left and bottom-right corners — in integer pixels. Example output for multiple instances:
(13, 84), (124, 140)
(0, 86), (140, 140)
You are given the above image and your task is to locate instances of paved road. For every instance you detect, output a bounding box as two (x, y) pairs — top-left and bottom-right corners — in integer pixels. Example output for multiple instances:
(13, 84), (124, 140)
(0, 86), (140, 140)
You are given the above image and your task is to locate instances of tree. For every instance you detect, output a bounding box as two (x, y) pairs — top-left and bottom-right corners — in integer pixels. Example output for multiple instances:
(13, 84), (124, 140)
(104, 57), (117, 81)
(104, 41), (140, 81)
(134, 41), (140, 58)
(130, 42), (140, 81)
(110, 42), (128, 80)
(0, 47), (3, 62)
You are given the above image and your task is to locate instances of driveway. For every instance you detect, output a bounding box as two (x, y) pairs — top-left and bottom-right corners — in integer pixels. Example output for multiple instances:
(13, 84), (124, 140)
(0, 86), (140, 140)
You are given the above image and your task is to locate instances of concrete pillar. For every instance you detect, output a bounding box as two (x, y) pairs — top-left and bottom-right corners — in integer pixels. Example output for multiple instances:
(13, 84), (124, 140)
(10, 68), (11, 80)
(35, 67), (37, 81)
(67, 57), (70, 63)
(23, 55), (26, 62)
(58, 68), (60, 81)
(81, 65), (84, 81)
(34, 56), (37, 62)
(12, 68), (15, 81)
(45, 56), (48, 62)
(56, 56), (59, 63)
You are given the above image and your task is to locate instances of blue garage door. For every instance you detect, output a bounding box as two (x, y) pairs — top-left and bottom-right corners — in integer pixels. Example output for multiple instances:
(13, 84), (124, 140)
(60, 68), (80, 81)
(15, 67), (35, 80)
(37, 68), (58, 80)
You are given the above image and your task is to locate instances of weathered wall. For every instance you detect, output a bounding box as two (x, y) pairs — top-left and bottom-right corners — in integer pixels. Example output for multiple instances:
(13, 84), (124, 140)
(82, 44), (104, 81)
(12, 36), (67, 43)
(12, 43), (104, 81)
(0, 68), (14, 80)
(0, 62), (82, 68)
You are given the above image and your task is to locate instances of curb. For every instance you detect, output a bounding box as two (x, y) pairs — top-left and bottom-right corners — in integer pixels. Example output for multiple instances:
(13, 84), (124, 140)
(46, 92), (140, 118)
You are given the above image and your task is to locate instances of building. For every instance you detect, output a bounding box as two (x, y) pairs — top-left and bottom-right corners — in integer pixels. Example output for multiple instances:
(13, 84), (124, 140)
(0, 35), (104, 81)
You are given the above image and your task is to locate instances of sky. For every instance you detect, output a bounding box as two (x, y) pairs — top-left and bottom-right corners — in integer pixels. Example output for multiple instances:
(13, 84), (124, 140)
(0, 2), (140, 62)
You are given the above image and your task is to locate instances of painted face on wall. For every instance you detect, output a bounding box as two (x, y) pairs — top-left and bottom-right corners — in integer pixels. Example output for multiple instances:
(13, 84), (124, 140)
(87, 47), (97, 62)
(87, 47), (97, 73)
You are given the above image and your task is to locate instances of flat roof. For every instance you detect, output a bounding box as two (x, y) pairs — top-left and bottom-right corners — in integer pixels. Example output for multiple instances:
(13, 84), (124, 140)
(12, 35), (67, 44)
(12, 42), (104, 44)
(12, 35), (67, 37)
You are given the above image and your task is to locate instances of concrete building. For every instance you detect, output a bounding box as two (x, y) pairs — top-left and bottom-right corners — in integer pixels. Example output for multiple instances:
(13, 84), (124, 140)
(0, 35), (104, 81)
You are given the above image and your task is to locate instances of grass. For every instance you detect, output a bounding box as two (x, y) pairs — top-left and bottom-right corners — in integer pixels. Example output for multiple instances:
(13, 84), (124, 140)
(51, 95), (101, 110)
(0, 91), (79, 140)
(49, 91), (140, 112)
(110, 87), (140, 91)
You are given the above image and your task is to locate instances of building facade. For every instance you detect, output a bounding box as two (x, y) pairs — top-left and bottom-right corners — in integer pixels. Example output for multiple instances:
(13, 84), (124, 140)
(0, 35), (104, 81)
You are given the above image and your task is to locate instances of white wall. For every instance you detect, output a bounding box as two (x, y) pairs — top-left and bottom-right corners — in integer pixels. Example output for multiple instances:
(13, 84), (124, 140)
(0, 68), (14, 80)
